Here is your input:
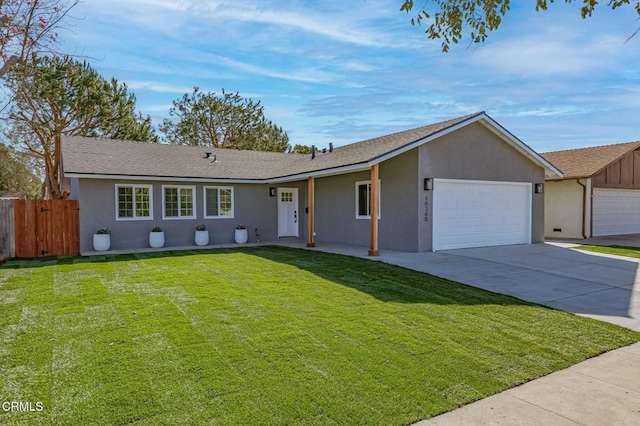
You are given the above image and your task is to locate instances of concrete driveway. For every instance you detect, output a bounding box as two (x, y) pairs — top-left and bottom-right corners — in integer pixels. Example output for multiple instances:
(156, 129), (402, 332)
(294, 242), (640, 331)
(381, 243), (640, 331)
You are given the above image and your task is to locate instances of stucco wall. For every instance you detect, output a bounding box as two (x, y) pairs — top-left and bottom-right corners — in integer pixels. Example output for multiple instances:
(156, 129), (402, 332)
(314, 170), (371, 248)
(314, 149), (419, 252)
(418, 122), (546, 250)
(75, 179), (307, 252)
(544, 179), (589, 239)
(69, 178), (80, 200)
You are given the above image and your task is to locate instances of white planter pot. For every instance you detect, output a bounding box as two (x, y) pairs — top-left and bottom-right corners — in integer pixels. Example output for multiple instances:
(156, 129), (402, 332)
(195, 230), (209, 246)
(93, 234), (110, 251)
(234, 228), (248, 244)
(149, 231), (165, 248)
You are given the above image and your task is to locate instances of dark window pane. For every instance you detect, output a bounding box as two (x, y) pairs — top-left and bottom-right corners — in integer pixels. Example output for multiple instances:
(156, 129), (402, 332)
(358, 184), (369, 216)
(165, 187), (179, 217)
(135, 187), (150, 217)
(180, 188), (193, 216)
(118, 187), (133, 218)
(206, 188), (219, 217)
(220, 189), (232, 216)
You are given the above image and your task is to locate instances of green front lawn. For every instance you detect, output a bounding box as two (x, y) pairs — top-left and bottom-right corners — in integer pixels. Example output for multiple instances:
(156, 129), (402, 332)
(1, 247), (638, 425)
(577, 244), (640, 259)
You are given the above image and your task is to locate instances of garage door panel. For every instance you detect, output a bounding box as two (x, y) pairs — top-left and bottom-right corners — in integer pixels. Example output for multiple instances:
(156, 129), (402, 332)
(433, 180), (531, 250)
(593, 189), (640, 236)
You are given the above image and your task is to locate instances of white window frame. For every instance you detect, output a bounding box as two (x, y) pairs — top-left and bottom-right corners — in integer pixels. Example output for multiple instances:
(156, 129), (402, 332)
(355, 180), (381, 220)
(162, 185), (197, 220)
(203, 186), (235, 219)
(115, 184), (153, 221)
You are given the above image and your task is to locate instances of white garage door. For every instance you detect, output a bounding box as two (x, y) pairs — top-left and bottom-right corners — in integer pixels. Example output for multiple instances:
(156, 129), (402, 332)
(432, 179), (532, 250)
(593, 188), (640, 236)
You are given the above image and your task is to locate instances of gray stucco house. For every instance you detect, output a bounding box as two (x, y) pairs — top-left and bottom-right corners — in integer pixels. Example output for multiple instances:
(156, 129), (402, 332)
(62, 112), (561, 255)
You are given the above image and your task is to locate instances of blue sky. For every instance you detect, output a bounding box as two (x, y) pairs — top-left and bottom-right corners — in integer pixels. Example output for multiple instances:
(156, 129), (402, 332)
(61, 0), (639, 152)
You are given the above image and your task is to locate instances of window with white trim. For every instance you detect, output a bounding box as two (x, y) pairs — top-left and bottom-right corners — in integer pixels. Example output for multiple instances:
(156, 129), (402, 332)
(116, 184), (153, 220)
(162, 185), (196, 219)
(204, 186), (234, 218)
(355, 180), (381, 219)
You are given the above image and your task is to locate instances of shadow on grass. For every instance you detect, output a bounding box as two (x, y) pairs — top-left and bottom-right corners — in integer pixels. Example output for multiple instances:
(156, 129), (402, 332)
(1, 245), (537, 307)
(241, 246), (544, 307)
(1, 248), (224, 268)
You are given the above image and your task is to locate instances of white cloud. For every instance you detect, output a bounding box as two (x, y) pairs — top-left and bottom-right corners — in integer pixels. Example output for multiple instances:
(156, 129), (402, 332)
(508, 106), (588, 118)
(469, 22), (630, 76)
(88, 0), (413, 48)
(127, 81), (192, 94)
(140, 103), (175, 113)
(206, 54), (338, 84)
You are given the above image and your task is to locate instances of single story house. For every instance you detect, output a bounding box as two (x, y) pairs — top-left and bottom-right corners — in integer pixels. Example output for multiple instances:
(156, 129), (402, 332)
(542, 141), (640, 239)
(62, 112), (561, 254)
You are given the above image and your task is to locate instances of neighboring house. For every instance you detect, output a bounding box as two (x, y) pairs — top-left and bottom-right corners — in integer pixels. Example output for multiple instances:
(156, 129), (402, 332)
(542, 142), (640, 239)
(62, 112), (560, 254)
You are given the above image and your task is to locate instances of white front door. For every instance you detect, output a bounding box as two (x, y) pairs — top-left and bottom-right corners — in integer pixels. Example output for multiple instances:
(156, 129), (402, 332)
(277, 188), (298, 237)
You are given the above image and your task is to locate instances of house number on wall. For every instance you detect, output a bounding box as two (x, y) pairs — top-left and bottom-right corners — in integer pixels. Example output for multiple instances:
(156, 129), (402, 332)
(424, 196), (429, 222)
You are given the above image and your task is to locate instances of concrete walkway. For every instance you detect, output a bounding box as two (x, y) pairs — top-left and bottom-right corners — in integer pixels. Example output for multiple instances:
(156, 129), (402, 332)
(418, 342), (640, 425)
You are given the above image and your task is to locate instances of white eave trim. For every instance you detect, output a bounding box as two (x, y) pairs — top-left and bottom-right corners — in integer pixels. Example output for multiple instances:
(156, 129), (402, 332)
(267, 164), (370, 183)
(64, 173), (264, 184)
(368, 112), (563, 180)
(369, 115), (483, 166)
(477, 115), (563, 179)
(66, 162), (372, 184)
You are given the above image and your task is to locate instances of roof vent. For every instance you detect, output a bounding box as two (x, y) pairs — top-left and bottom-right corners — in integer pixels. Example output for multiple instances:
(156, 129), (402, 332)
(311, 145), (316, 160)
(329, 142), (333, 152)
(204, 152), (212, 159)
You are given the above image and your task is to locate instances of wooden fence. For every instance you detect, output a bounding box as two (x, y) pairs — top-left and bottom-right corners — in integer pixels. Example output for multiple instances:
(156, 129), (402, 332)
(0, 200), (15, 261)
(13, 200), (79, 258)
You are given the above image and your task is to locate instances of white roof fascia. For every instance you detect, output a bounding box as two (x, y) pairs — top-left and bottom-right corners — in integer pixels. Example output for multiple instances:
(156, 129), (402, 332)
(477, 115), (563, 179)
(368, 112), (563, 180)
(65, 164), (372, 184)
(64, 173), (264, 184)
(266, 164), (370, 183)
(369, 114), (484, 167)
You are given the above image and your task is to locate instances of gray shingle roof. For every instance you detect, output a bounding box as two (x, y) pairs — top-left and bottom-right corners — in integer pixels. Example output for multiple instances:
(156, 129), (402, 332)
(62, 137), (304, 180)
(542, 141), (640, 179)
(64, 112), (550, 181)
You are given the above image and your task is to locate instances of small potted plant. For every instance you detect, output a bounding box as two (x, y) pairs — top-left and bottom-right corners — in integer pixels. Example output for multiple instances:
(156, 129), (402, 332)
(93, 227), (111, 251)
(195, 224), (209, 246)
(234, 224), (248, 244)
(149, 226), (165, 248)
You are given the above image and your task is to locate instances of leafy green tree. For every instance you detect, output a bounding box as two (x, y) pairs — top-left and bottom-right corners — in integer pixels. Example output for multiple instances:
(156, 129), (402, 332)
(4, 55), (157, 199)
(0, 142), (41, 198)
(400, 0), (640, 52)
(290, 144), (313, 154)
(160, 87), (291, 153)
(0, 0), (78, 77)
